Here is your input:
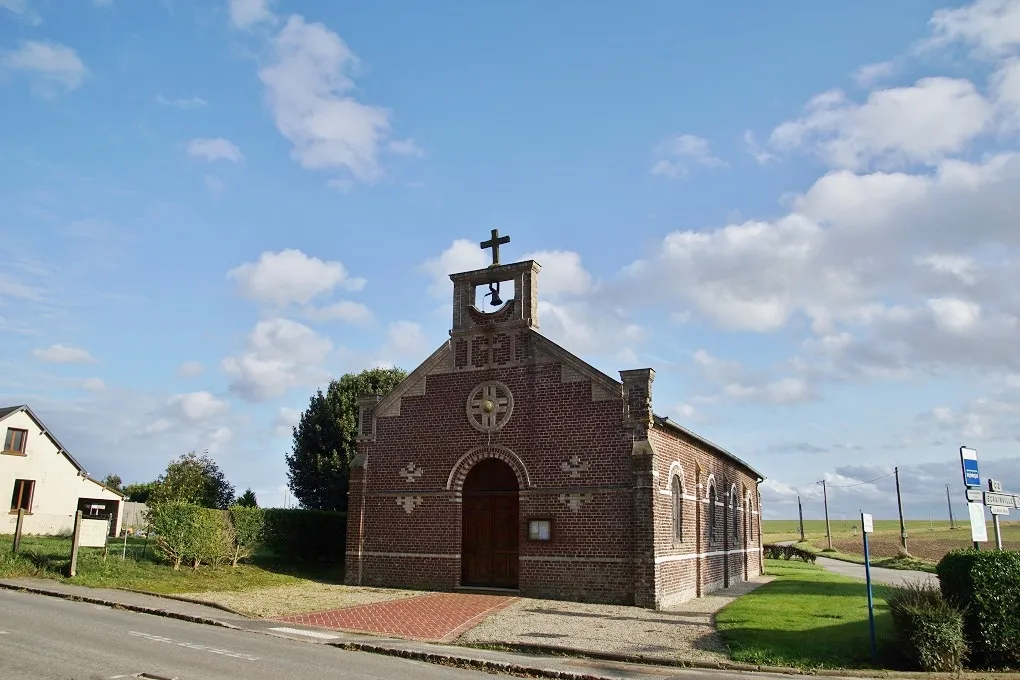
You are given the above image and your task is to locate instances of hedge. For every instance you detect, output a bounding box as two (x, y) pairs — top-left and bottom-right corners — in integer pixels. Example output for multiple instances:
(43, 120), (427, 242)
(763, 543), (817, 563)
(937, 549), (1020, 669)
(888, 581), (967, 672)
(262, 508), (346, 564)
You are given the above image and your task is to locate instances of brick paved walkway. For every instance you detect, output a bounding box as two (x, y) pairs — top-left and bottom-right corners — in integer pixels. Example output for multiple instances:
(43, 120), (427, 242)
(275, 592), (517, 642)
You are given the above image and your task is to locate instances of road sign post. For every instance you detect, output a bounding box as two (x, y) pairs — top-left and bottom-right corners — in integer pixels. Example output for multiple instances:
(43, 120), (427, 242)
(986, 480), (1010, 550)
(861, 512), (878, 661)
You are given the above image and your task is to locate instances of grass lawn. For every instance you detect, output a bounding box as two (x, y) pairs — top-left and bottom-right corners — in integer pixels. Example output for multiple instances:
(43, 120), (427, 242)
(0, 534), (343, 594)
(717, 558), (896, 670)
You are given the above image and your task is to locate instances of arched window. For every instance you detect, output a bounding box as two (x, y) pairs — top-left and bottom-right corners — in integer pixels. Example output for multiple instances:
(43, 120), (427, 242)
(746, 498), (753, 542)
(671, 476), (683, 543)
(731, 489), (741, 545)
(707, 482), (718, 544)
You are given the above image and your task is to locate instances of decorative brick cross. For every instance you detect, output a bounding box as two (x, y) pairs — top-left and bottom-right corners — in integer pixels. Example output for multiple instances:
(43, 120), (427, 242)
(399, 462), (423, 483)
(558, 492), (592, 512)
(560, 455), (589, 478)
(395, 496), (423, 514)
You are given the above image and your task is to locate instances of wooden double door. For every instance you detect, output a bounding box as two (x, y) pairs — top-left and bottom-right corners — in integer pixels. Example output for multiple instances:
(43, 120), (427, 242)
(461, 458), (519, 588)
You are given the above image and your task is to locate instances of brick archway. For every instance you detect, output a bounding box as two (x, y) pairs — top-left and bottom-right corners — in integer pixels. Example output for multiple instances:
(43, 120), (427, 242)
(446, 444), (531, 493)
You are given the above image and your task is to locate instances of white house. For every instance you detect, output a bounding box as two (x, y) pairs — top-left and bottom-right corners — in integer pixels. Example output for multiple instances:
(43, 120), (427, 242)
(2, 405), (124, 537)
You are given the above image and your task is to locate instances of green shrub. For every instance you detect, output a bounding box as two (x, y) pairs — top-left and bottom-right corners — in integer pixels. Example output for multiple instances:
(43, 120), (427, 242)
(189, 508), (234, 569)
(937, 549), (1020, 669)
(228, 505), (265, 567)
(148, 502), (203, 570)
(262, 508), (346, 564)
(762, 543), (816, 563)
(888, 580), (967, 672)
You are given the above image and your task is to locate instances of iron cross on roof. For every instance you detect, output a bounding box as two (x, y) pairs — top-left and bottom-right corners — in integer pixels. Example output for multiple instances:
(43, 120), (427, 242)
(480, 228), (510, 267)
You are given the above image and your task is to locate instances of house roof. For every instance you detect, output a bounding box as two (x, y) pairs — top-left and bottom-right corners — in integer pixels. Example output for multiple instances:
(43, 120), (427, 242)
(653, 414), (766, 482)
(0, 404), (126, 498)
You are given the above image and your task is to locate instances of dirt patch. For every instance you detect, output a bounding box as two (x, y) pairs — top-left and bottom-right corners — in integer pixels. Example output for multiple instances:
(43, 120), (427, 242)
(457, 577), (772, 664)
(179, 583), (424, 618)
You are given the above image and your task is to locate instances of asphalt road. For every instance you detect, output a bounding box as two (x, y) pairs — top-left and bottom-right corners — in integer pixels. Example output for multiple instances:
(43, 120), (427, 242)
(814, 556), (938, 587)
(0, 589), (490, 680)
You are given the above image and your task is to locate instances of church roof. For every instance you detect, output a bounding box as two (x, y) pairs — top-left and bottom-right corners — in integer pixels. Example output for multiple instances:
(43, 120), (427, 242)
(654, 414), (765, 482)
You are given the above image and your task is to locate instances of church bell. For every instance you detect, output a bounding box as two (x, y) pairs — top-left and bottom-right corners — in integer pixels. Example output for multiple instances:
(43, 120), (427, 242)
(487, 281), (503, 307)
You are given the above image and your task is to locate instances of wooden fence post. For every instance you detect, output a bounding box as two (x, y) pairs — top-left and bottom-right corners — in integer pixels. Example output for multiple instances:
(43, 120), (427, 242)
(68, 511), (83, 577)
(12, 508), (25, 554)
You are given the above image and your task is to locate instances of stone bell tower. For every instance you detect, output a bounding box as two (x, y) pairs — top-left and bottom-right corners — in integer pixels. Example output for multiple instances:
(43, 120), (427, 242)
(448, 229), (541, 371)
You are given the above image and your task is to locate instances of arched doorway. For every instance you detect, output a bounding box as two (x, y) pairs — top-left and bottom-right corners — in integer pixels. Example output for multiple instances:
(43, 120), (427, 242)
(461, 458), (519, 588)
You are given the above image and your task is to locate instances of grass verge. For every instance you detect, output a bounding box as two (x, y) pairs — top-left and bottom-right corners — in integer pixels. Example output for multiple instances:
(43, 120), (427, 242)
(795, 541), (938, 574)
(716, 558), (896, 670)
(0, 534), (343, 594)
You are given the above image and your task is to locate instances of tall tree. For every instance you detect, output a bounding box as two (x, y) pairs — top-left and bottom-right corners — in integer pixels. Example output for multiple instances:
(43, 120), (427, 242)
(101, 474), (122, 492)
(151, 451), (236, 509)
(123, 481), (157, 503)
(286, 367), (407, 511)
(236, 488), (258, 507)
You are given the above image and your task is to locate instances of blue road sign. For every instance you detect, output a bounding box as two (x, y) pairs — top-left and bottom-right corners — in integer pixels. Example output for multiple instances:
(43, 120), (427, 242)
(961, 447), (980, 487)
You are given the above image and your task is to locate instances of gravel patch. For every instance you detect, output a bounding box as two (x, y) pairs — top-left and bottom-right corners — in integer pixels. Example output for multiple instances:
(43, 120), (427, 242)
(180, 583), (424, 618)
(457, 577), (772, 664)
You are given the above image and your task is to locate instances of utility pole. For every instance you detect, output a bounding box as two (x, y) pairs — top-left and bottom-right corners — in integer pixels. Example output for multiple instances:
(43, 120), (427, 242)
(797, 495), (805, 542)
(821, 480), (832, 550)
(895, 467), (907, 554)
(946, 485), (955, 529)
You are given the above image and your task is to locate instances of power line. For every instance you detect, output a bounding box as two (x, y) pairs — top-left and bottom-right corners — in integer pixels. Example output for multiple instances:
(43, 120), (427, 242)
(824, 471), (896, 489)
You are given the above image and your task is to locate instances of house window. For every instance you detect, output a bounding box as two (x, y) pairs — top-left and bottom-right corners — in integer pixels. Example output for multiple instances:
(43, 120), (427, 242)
(671, 476), (683, 543)
(10, 479), (34, 513)
(528, 519), (551, 541)
(3, 428), (27, 454)
(707, 484), (718, 544)
(731, 490), (741, 545)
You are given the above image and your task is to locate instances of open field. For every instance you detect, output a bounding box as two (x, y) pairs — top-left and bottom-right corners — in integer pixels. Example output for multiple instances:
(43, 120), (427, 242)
(765, 518), (1020, 567)
(717, 558), (895, 669)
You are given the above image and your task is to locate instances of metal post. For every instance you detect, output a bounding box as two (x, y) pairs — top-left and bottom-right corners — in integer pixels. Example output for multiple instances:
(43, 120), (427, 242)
(822, 480), (832, 550)
(12, 508), (25, 554)
(993, 514), (1003, 550)
(862, 518), (878, 661)
(946, 485), (955, 529)
(895, 466), (907, 553)
(68, 511), (83, 577)
(797, 495), (805, 542)
(122, 527), (128, 561)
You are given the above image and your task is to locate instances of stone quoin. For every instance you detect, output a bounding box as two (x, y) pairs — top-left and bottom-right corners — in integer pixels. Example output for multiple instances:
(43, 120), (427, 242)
(345, 232), (766, 608)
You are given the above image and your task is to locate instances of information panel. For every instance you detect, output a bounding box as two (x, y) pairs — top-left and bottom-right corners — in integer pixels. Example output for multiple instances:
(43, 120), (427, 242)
(968, 502), (988, 543)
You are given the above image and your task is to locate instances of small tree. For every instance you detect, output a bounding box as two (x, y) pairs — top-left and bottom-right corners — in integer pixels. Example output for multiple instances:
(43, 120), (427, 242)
(236, 488), (258, 507)
(123, 481), (157, 503)
(151, 451), (236, 509)
(101, 474), (122, 492)
(286, 367), (406, 511)
(228, 505), (265, 566)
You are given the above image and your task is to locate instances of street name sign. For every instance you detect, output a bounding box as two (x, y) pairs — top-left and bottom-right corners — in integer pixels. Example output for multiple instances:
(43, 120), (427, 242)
(961, 447), (980, 487)
(968, 502), (988, 542)
(990, 505), (1011, 516)
(984, 492), (1013, 507)
(966, 488), (983, 502)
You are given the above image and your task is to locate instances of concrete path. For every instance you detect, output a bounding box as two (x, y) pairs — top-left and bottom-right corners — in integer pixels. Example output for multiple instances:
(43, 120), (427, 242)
(814, 556), (938, 587)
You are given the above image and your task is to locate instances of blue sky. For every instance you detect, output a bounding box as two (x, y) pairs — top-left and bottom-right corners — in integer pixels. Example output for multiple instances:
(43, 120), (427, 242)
(2, 0), (1019, 521)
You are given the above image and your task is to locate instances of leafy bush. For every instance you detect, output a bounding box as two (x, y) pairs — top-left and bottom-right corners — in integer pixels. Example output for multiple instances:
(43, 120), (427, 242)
(190, 508), (234, 569)
(263, 508), (346, 564)
(148, 502), (203, 570)
(228, 505), (265, 567)
(937, 549), (1020, 669)
(763, 543), (817, 563)
(888, 581), (967, 672)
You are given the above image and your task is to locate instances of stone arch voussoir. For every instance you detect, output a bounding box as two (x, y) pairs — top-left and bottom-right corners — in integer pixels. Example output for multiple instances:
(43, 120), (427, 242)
(446, 444), (531, 493)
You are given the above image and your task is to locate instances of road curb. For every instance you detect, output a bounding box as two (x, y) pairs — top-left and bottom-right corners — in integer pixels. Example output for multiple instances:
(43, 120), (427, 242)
(0, 581), (240, 631)
(116, 587), (251, 618)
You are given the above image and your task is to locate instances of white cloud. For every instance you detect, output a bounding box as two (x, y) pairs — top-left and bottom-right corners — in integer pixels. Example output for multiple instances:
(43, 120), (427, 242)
(539, 300), (643, 365)
(142, 418), (172, 435)
(229, 0), (275, 29)
(81, 378), (106, 392)
(743, 130), (776, 165)
(852, 61), (896, 88)
(928, 0), (1020, 58)
(187, 137), (244, 163)
(32, 344), (99, 364)
(273, 406), (301, 437)
(388, 138), (424, 157)
(769, 78), (993, 170)
(177, 361), (205, 378)
(2, 41), (88, 96)
(378, 320), (429, 363)
(927, 297), (981, 332)
(418, 239), (488, 298)
(157, 94), (207, 109)
(221, 318), (332, 401)
(0, 0), (27, 13)
(651, 134), (727, 178)
(257, 15), (392, 182)
(167, 391), (230, 422)
(520, 250), (592, 297)
(915, 253), (978, 285)
(304, 300), (373, 325)
(228, 249), (366, 307)
(204, 174), (226, 196)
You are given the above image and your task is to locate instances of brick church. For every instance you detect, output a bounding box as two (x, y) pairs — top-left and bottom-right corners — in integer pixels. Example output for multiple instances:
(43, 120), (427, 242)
(345, 231), (765, 609)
